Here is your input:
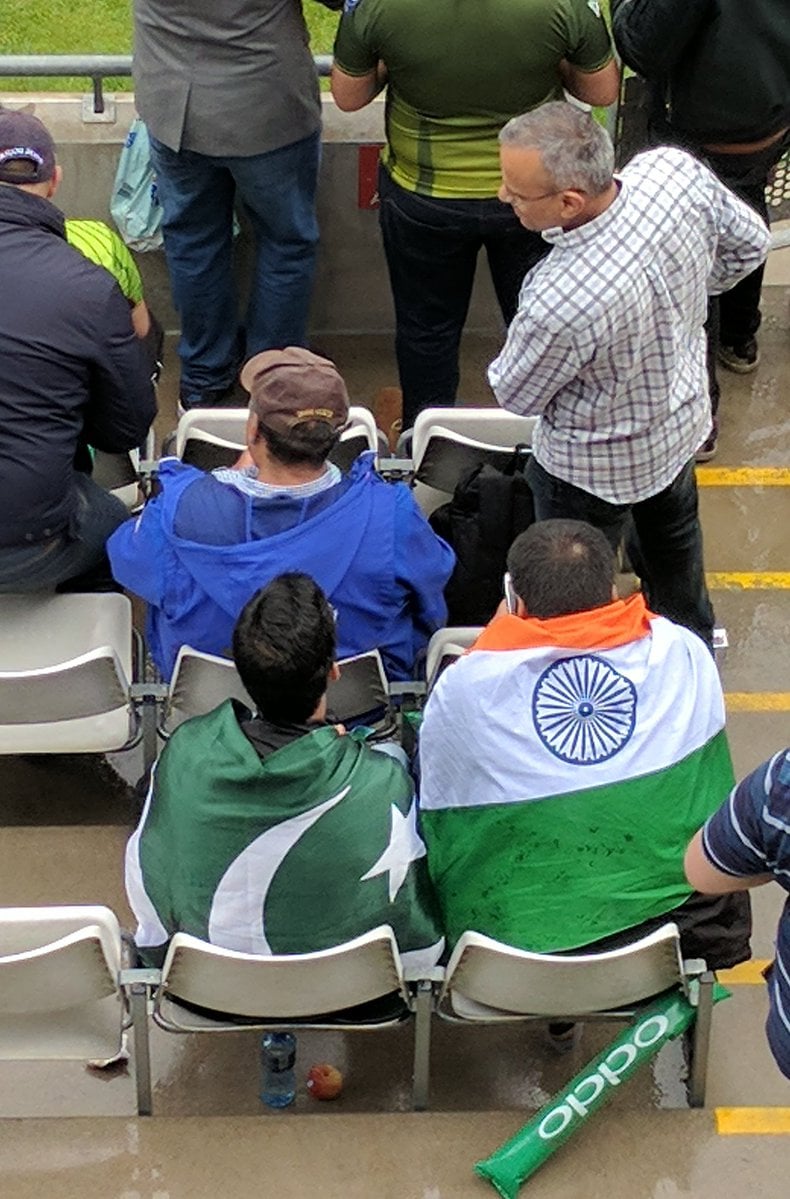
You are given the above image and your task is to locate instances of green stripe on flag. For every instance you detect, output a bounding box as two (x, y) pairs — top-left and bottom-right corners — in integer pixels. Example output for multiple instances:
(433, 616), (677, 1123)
(422, 730), (734, 952)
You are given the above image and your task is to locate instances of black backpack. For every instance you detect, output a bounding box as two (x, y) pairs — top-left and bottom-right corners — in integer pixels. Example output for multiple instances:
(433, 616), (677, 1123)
(429, 446), (534, 626)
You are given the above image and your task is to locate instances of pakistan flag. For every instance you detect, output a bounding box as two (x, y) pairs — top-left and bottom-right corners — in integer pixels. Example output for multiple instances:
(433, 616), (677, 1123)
(126, 701), (444, 970)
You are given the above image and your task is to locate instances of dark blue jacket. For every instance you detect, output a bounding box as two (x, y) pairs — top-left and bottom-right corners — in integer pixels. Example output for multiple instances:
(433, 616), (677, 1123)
(0, 185), (156, 546)
(108, 455), (455, 679)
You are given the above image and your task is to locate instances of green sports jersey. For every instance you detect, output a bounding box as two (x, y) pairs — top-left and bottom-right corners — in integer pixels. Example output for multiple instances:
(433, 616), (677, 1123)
(334, 0), (613, 198)
(65, 218), (145, 305)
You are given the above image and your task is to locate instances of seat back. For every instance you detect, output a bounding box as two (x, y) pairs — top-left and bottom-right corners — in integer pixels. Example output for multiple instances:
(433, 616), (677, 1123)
(0, 906), (123, 1060)
(162, 647), (253, 736)
(325, 650), (390, 725)
(0, 595), (134, 753)
(93, 427), (157, 510)
(92, 449), (139, 491)
(175, 406), (381, 471)
(158, 925), (407, 1020)
(425, 627), (482, 690)
(411, 409), (536, 516)
(179, 429), (242, 472)
(441, 924), (685, 1018)
(162, 646), (391, 736)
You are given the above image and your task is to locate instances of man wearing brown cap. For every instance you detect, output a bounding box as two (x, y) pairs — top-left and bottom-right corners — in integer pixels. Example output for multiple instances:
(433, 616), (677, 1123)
(0, 110), (156, 591)
(108, 348), (454, 678)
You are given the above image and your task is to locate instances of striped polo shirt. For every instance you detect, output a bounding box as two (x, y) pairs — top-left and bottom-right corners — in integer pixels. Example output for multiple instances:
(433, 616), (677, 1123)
(702, 749), (790, 1080)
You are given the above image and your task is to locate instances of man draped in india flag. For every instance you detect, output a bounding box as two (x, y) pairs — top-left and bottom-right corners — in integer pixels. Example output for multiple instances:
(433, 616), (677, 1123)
(126, 573), (444, 971)
(419, 520), (750, 968)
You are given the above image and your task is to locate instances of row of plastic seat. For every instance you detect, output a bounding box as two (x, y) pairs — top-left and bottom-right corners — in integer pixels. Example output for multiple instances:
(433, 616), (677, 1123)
(89, 404), (538, 517)
(167, 405), (539, 518)
(0, 407), (539, 756)
(0, 905), (715, 1116)
(0, 406), (538, 754)
(0, 589), (404, 758)
(0, 591), (728, 760)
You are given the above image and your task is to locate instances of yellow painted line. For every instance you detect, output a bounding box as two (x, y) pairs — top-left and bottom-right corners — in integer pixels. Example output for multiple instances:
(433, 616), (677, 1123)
(697, 467), (790, 487)
(717, 959), (771, 985)
(706, 572), (790, 590)
(716, 1108), (790, 1135)
(725, 693), (790, 712)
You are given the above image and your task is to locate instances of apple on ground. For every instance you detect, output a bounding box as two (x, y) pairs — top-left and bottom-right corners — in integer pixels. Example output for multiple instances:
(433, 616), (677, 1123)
(306, 1062), (343, 1100)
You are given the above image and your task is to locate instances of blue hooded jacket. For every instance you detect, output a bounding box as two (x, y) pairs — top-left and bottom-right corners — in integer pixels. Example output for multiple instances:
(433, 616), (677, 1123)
(108, 454), (454, 679)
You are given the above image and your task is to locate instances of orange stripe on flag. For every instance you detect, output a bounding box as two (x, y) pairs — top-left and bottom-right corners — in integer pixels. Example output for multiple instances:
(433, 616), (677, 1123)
(473, 593), (654, 654)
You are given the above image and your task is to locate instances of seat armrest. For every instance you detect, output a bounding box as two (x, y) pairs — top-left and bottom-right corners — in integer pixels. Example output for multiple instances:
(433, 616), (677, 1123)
(119, 966), (163, 989)
(404, 966), (445, 985)
(682, 958), (709, 979)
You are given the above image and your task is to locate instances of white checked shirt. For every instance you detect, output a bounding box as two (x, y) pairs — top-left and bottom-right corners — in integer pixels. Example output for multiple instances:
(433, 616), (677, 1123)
(488, 147), (771, 504)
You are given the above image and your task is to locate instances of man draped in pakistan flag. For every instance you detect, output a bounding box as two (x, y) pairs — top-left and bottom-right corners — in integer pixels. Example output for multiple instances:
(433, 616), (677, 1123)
(126, 573), (444, 969)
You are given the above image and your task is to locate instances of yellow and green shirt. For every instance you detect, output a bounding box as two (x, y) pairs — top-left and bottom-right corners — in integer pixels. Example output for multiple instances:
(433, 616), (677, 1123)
(334, 0), (613, 198)
(65, 218), (144, 305)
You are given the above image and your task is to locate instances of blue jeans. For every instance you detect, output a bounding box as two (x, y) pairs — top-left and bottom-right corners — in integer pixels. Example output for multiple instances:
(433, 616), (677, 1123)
(377, 167), (550, 428)
(0, 474), (127, 592)
(150, 132), (320, 403)
(525, 457), (715, 648)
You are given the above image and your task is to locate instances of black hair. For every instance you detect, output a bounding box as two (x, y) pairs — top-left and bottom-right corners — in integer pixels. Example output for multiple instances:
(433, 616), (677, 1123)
(0, 157), (41, 181)
(232, 573), (336, 724)
(258, 420), (340, 468)
(506, 519), (616, 618)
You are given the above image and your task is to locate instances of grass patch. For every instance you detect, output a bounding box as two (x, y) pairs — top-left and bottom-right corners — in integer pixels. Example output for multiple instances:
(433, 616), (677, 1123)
(0, 0), (340, 91)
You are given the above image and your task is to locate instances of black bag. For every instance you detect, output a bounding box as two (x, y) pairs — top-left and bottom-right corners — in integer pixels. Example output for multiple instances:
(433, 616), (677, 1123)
(429, 446), (534, 626)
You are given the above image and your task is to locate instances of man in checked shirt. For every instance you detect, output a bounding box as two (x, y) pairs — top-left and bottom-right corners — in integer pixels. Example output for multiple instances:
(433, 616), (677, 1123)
(489, 102), (770, 649)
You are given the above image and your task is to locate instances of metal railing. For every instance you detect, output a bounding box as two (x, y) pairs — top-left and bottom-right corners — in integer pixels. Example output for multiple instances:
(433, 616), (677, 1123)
(4, 51), (790, 240)
(0, 53), (333, 121)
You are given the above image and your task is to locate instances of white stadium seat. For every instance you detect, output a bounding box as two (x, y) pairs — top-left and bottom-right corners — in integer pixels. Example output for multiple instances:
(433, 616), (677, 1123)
(0, 594), (136, 754)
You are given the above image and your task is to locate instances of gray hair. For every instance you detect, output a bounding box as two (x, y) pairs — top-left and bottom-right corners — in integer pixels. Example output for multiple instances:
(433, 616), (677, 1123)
(499, 101), (614, 196)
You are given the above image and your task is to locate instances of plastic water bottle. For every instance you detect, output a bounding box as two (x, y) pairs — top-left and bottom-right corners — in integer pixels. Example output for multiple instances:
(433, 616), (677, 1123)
(260, 1032), (297, 1108)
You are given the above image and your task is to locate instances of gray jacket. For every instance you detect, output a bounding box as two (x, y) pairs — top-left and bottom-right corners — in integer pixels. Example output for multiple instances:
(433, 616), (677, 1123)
(133, 0), (323, 156)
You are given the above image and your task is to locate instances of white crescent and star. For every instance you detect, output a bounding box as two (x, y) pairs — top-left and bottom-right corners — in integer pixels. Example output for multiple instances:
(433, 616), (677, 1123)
(208, 786), (351, 955)
(206, 788), (431, 956)
(359, 799), (428, 902)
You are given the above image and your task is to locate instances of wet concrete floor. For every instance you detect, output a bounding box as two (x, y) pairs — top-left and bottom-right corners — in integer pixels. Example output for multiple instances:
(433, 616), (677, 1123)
(0, 286), (788, 1194)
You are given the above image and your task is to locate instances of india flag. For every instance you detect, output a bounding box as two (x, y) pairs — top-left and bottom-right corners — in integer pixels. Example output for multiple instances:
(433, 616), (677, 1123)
(419, 594), (734, 952)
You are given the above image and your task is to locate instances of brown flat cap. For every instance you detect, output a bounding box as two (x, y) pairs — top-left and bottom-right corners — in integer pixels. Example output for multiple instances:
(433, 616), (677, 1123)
(240, 347), (349, 434)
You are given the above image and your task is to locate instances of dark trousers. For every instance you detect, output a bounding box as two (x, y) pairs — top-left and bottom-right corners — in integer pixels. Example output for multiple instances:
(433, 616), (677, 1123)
(704, 137), (790, 416)
(649, 124), (790, 414)
(377, 166), (549, 429)
(707, 138), (789, 346)
(577, 890), (751, 972)
(526, 457), (715, 649)
(0, 474), (127, 593)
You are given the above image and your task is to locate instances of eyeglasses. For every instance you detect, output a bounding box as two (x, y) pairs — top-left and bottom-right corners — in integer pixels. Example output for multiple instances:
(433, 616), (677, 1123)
(504, 188), (563, 205)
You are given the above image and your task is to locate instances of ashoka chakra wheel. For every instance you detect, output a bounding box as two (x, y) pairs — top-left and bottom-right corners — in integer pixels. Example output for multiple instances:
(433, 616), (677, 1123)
(532, 654), (637, 764)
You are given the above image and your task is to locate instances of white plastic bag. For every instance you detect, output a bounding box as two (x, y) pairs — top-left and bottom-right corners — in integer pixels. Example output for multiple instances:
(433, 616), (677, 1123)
(110, 117), (163, 253)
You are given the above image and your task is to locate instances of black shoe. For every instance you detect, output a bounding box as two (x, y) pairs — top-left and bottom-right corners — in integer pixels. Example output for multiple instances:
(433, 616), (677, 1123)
(179, 380), (247, 413)
(695, 416), (719, 463)
(718, 338), (759, 374)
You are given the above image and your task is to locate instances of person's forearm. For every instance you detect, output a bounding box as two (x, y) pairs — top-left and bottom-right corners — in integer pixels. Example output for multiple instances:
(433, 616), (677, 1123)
(331, 61), (388, 112)
(131, 299), (151, 340)
(684, 829), (772, 894)
(708, 200), (771, 295)
(559, 59), (620, 107)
